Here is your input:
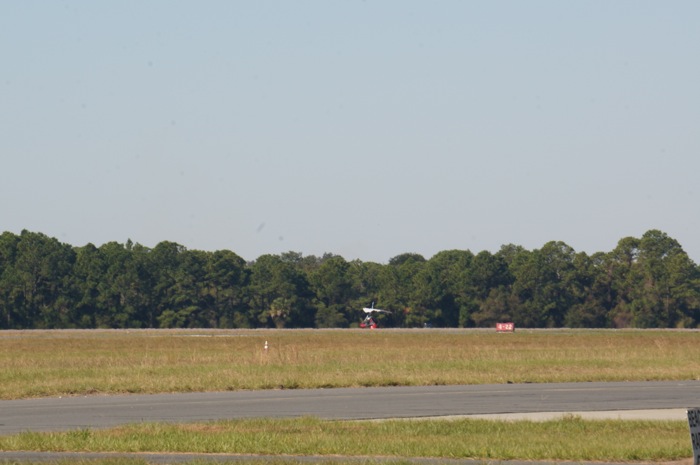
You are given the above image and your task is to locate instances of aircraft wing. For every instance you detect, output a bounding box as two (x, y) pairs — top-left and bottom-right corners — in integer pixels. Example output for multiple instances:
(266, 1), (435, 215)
(362, 307), (391, 314)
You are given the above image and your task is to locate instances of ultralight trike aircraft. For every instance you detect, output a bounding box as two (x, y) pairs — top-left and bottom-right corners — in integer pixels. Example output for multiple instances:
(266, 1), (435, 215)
(360, 302), (391, 328)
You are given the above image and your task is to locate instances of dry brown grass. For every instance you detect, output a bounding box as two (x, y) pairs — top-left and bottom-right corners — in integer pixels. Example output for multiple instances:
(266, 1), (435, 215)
(1, 328), (699, 399)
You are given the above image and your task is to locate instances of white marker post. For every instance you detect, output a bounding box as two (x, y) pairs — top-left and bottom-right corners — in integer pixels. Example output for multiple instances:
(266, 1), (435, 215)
(687, 408), (700, 465)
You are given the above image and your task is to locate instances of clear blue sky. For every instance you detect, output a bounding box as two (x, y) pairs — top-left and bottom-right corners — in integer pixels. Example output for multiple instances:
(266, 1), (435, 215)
(2, 1), (698, 264)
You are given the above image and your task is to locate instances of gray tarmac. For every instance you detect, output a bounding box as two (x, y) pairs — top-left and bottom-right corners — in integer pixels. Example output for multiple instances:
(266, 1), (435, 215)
(1, 381), (698, 464)
(2, 450), (675, 465)
(441, 408), (688, 421)
(3, 380), (700, 434)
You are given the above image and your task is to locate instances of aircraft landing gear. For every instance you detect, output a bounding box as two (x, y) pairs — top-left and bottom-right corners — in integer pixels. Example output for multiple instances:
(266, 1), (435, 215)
(360, 316), (377, 329)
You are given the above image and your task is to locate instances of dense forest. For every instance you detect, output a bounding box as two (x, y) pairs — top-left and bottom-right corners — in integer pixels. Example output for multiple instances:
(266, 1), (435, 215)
(1, 229), (699, 330)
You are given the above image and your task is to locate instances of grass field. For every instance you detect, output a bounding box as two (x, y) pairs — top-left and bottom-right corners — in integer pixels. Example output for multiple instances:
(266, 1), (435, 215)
(1, 328), (699, 464)
(0, 416), (691, 462)
(2, 328), (700, 400)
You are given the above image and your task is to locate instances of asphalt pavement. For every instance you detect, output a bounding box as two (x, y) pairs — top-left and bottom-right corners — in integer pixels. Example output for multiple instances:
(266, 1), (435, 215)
(2, 381), (699, 464)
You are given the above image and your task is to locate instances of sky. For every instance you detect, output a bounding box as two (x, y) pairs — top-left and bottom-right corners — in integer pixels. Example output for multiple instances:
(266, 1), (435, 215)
(2, 1), (698, 264)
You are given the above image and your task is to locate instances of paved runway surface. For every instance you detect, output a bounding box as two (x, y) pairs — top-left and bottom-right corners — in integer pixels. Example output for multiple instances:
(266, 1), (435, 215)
(2, 450), (667, 465)
(2, 380), (700, 434)
(2, 450), (673, 465)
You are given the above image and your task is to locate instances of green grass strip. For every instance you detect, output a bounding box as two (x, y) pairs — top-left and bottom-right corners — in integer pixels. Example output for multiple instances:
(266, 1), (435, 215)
(0, 417), (691, 462)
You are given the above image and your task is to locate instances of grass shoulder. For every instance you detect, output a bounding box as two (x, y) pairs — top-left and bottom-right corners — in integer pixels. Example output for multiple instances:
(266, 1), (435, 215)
(0, 416), (692, 462)
(2, 329), (700, 400)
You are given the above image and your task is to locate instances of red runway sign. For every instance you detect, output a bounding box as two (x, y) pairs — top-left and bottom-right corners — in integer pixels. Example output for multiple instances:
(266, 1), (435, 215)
(496, 322), (515, 332)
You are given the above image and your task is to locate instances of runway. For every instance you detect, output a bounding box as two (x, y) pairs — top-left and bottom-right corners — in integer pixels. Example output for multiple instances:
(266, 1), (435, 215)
(2, 380), (699, 435)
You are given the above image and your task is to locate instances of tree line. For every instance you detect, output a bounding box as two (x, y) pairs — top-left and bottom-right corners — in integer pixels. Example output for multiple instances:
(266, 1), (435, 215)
(1, 229), (699, 330)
